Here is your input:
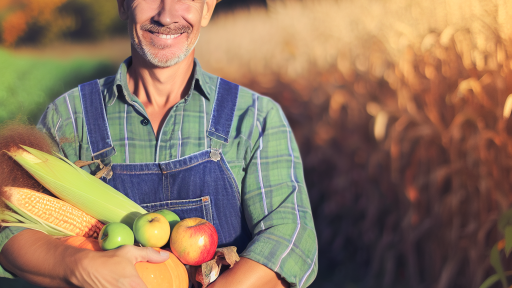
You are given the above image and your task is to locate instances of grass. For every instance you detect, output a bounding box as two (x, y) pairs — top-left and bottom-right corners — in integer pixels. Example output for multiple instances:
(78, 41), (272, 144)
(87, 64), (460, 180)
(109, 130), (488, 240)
(0, 48), (117, 124)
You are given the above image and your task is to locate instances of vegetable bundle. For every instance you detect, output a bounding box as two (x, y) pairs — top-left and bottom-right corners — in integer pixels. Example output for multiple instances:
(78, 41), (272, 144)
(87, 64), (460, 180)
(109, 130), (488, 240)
(0, 122), (146, 237)
(7, 146), (147, 226)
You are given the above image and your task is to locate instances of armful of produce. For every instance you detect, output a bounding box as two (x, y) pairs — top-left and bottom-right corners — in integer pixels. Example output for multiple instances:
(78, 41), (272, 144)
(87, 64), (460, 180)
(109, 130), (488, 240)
(0, 122), (239, 288)
(0, 121), (106, 236)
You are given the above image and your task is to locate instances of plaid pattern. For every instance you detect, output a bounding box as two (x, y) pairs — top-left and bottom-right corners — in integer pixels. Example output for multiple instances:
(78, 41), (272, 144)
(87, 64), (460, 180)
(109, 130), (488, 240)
(0, 58), (318, 287)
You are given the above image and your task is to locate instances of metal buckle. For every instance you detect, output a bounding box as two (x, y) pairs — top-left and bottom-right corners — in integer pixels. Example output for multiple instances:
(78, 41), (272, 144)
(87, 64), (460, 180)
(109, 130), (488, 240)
(210, 150), (221, 161)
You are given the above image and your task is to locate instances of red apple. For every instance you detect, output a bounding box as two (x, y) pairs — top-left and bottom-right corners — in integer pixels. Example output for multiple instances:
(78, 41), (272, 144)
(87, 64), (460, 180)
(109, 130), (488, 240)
(170, 218), (218, 266)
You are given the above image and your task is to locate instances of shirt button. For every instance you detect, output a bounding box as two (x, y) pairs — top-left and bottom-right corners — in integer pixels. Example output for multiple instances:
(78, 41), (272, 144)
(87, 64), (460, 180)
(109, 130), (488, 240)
(140, 119), (149, 126)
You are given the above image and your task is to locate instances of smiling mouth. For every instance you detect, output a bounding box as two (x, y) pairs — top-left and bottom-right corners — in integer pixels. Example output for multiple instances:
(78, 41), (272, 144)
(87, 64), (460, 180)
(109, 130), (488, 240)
(140, 23), (192, 40)
(150, 31), (185, 39)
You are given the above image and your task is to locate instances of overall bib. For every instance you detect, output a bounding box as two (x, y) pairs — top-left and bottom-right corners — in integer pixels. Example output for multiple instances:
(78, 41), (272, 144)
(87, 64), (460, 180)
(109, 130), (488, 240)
(78, 79), (252, 252)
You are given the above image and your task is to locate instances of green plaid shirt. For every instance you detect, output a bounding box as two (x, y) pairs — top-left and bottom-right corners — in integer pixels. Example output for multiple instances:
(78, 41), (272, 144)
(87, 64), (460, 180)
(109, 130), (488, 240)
(0, 58), (317, 287)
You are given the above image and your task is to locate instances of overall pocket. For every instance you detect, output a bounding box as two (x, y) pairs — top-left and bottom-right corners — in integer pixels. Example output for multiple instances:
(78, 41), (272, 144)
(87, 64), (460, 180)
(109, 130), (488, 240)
(140, 196), (213, 225)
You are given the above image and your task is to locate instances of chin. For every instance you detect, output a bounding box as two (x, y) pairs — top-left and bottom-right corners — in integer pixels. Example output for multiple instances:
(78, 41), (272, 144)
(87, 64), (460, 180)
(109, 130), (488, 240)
(156, 50), (192, 67)
(131, 29), (197, 68)
(135, 41), (193, 68)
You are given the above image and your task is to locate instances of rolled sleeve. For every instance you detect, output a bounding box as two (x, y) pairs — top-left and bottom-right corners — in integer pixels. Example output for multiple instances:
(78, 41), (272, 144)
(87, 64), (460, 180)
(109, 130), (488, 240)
(241, 98), (318, 288)
(0, 227), (27, 278)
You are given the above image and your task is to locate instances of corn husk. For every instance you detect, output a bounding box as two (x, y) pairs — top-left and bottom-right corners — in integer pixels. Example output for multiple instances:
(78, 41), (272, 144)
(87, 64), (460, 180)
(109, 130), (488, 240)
(0, 198), (73, 237)
(0, 187), (104, 238)
(6, 146), (147, 227)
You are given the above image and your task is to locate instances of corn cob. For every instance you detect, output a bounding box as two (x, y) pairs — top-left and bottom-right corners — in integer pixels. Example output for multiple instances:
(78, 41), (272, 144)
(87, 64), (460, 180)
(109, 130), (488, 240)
(1, 187), (104, 238)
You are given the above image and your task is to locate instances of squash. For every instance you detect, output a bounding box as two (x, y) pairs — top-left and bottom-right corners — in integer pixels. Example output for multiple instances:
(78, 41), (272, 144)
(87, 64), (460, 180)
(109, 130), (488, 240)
(135, 249), (189, 288)
(60, 237), (188, 288)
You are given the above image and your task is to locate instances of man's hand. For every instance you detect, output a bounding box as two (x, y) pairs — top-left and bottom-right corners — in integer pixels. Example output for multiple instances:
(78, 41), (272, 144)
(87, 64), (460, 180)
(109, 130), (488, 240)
(0, 229), (169, 288)
(68, 245), (170, 288)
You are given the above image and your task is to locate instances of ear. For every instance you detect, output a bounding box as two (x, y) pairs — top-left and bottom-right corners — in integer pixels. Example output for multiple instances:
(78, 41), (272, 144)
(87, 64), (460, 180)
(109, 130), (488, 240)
(117, 0), (130, 21)
(201, 0), (217, 27)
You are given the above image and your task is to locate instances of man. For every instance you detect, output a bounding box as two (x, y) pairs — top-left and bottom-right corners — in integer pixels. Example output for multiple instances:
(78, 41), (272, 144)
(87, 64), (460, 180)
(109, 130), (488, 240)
(0, 0), (318, 287)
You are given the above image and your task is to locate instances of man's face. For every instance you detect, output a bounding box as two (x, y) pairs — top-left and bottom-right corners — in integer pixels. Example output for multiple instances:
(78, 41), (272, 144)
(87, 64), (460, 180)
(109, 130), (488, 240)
(118, 0), (215, 68)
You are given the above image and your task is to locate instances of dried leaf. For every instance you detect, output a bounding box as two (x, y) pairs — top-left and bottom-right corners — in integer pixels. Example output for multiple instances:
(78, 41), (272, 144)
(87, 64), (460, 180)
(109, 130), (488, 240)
(193, 246), (240, 288)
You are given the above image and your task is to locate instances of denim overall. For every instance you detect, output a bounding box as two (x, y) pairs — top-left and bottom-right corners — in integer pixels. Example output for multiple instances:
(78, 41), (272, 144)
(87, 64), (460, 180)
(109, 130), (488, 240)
(78, 79), (252, 252)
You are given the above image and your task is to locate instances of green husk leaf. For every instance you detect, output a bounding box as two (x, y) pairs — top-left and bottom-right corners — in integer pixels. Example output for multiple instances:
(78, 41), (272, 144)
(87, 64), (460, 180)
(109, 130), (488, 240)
(9, 146), (146, 227)
(4, 199), (42, 225)
(2, 198), (74, 236)
(0, 222), (71, 236)
(0, 210), (22, 223)
(53, 152), (90, 179)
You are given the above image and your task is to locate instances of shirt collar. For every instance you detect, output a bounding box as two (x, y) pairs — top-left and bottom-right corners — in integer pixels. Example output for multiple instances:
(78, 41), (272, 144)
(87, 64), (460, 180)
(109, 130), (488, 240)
(107, 57), (213, 106)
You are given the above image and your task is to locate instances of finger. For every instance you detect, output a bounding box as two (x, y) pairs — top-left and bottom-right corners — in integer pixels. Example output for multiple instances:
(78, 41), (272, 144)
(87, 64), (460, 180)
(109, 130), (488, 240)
(119, 274), (148, 288)
(133, 247), (170, 263)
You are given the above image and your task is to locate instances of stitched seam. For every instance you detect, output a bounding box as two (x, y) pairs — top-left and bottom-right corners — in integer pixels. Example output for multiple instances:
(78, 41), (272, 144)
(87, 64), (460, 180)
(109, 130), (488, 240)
(112, 170), (161, 175)
(92, 147), (113, 157)
(220, 157), (241, 204)
(97, 79), (114, 147)
(112, 150), (210, 166)
(208, 129), (229, 141)
(207, 200), (213, 224)
(202, 200), (206, 220)
(166, 204), (204, 210)
(165, 169), (170, 200)
(224, 84), (240, 140)
(203, 97), (207, 150)
(207, 77), (221, 132)
(162, 158), (211, 173)
(177, 104), (185, 159)
(141, 202), (205, 209)
(124, 104), (129, 164)
(144, 198), (207, 205)
(204, 198), (211, 222)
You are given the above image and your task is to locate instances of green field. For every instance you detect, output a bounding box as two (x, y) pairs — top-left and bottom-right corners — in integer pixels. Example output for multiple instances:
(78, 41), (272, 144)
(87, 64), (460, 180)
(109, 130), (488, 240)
(0, 49), (117, 287)
(0, 49), (117, 124)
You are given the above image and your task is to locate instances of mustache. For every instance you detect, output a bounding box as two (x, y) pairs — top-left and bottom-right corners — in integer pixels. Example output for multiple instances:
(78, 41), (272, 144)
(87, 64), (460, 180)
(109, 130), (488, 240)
(140, 23), (192, 35)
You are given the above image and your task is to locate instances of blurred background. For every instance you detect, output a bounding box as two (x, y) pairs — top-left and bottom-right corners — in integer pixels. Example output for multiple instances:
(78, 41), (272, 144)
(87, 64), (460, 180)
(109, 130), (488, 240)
(2, 0), (512, 287)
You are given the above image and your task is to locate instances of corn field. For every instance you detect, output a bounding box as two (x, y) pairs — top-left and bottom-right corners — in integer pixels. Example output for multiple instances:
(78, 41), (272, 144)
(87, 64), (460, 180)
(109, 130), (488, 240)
(195, 0), (512, 287)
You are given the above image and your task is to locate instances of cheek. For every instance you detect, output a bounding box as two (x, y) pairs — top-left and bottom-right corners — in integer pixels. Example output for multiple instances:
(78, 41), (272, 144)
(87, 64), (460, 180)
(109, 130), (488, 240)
(177, 3), (204, 26)
(130, 1), (160, 25)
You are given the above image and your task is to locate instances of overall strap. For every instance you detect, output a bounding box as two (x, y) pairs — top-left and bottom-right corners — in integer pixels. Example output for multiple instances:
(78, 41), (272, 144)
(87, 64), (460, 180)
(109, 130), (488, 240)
(207, 78), (240, 144)
(79, 80), (116, 161)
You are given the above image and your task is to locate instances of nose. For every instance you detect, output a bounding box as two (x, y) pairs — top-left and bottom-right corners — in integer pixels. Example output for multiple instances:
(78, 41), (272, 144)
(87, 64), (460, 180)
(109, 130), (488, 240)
(153, 0), (181, 26)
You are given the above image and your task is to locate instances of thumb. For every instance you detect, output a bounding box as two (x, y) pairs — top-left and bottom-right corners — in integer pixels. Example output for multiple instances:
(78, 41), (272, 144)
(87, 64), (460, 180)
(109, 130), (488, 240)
(134, 247), (170, 264)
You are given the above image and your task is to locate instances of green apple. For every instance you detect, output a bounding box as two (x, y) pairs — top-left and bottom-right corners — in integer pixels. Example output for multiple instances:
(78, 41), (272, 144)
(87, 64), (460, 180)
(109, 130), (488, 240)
(155, 209), (180, 232)
(98, 222), (134, 251)
(133, 213), (171, 248)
